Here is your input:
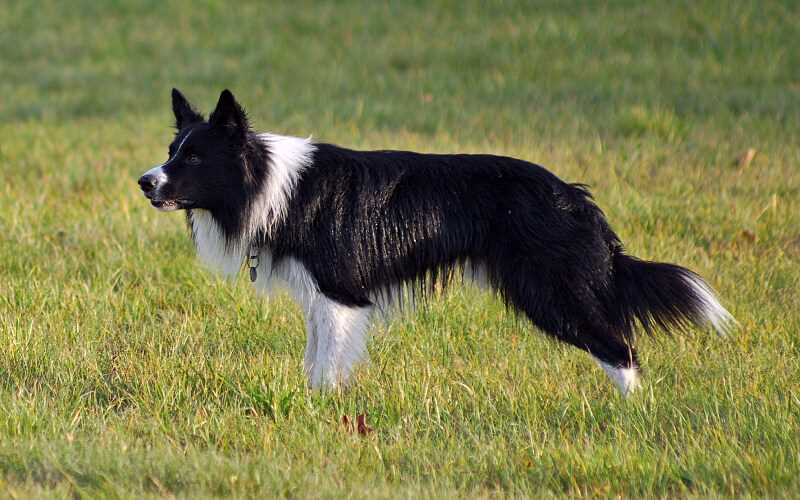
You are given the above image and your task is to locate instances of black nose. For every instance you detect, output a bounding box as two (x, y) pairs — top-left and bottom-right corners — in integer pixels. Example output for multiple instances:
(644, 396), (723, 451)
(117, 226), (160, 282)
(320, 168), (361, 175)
(138, 174), (157, 192)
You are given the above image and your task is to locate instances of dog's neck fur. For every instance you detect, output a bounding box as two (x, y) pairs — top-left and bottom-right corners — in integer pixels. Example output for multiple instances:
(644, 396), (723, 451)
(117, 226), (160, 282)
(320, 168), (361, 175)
(188, 132), (316, 277)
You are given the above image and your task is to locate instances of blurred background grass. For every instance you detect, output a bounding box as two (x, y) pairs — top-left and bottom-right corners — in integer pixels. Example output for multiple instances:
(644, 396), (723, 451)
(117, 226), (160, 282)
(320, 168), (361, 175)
(1, 0), (799, 497)
(3, 0), (798, 139)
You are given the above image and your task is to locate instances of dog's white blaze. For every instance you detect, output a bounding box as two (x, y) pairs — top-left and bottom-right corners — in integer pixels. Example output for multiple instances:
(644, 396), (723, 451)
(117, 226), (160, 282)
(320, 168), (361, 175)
(249, 133), (315, 240)
(174, 130), (193, 158)
(596, 359), (641, 397)
(684, 275), (738, 336)
(190, 209), (243, 277)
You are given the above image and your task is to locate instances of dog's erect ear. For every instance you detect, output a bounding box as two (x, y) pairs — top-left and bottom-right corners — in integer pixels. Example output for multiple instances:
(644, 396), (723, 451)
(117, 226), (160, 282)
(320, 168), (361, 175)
(172, 88), (204, 129)
(209, 89), (249, 140)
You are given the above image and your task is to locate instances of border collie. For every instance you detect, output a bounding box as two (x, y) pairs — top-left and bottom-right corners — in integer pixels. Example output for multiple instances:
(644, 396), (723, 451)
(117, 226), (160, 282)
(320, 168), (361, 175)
(138, 89), (735, 396)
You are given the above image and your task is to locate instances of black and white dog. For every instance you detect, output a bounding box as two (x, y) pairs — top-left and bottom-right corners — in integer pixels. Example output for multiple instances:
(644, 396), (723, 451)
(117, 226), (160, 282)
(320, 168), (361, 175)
(138, 89), (735, 395)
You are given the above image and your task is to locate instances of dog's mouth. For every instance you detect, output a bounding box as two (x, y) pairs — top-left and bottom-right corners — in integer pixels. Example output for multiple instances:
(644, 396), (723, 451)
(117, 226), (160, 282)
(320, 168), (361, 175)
(141, 188), (193, 211)
(149, 198), (193, 211)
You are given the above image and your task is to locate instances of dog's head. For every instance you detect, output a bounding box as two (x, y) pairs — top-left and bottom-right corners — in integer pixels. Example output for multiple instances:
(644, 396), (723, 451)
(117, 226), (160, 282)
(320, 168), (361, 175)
(138, 89), (254, 212)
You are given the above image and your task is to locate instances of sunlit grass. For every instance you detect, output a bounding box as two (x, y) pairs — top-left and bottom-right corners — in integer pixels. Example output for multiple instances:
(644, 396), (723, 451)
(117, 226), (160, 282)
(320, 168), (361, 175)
(1, 1), (798, 497)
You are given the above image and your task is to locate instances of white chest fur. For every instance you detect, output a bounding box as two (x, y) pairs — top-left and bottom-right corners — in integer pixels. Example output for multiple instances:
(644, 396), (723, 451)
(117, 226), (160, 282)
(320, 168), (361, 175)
(190, 209), (244, 278)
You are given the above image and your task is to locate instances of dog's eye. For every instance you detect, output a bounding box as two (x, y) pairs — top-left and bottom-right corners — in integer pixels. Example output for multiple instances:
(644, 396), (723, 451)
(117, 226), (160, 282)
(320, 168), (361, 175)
(186, 154), (201, 166)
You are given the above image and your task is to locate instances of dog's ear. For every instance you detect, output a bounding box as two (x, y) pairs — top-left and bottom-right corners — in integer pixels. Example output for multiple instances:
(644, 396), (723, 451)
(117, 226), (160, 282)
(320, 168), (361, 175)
(172, 88), (204, 129)
(209, 89), (249, 140)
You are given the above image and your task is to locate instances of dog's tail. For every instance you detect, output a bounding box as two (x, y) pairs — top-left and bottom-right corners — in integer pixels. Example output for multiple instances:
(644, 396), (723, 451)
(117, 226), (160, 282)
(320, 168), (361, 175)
(612, 253), (737, 337)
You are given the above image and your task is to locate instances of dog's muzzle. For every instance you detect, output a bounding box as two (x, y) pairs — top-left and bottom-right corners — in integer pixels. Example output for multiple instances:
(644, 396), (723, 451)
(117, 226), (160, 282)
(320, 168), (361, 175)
(137, 165), (185, 211)
(138, 165), (166, 196)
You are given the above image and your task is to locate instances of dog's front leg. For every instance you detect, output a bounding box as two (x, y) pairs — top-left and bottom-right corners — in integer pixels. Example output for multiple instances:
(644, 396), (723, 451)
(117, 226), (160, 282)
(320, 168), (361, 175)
(305, 295), (372, 390)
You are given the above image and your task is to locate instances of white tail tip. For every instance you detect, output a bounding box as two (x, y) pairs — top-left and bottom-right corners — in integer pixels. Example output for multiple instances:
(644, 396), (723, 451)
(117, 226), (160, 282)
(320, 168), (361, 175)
(684, 275), (738, 336)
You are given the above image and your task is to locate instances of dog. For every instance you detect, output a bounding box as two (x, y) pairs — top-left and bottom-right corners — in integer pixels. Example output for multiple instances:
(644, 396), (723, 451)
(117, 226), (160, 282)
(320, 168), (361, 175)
(138, 89), (735, 395)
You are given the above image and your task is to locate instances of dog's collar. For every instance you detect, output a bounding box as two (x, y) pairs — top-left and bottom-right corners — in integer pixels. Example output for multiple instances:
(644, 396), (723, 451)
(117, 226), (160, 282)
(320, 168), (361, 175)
(248, 245), (259, 282)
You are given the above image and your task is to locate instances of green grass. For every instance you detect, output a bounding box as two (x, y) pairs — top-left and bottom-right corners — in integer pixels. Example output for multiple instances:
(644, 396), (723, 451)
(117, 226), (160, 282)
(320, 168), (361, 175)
(2, 0), (799, 497)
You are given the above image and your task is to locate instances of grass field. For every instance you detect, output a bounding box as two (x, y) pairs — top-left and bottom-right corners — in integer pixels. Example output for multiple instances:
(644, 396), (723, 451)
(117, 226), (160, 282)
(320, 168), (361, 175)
(2, 0), (799, 497)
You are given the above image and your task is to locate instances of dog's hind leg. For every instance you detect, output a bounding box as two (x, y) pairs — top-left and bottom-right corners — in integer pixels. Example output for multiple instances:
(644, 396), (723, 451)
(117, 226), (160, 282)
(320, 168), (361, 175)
(557, 328), (642, 397)
(305, 294), (373, 390)
(552, 322), (641, 397)
(495, 265), (641, 397)
(595, 356), (641, 397)
(553, 329), (642, 397)
(582, 335), (641, 397)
